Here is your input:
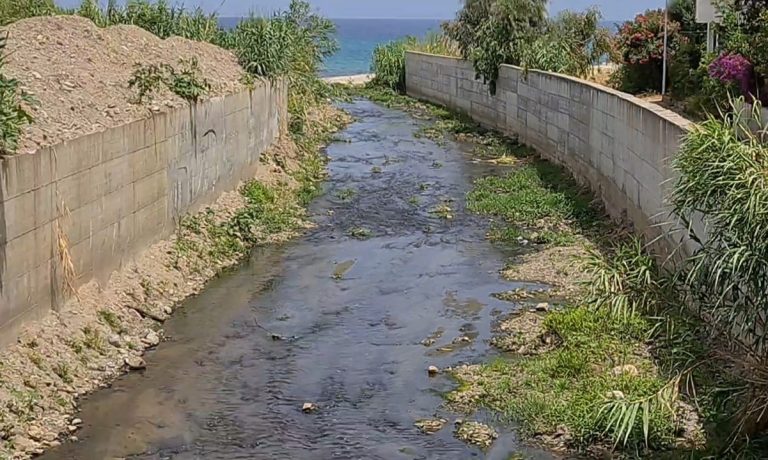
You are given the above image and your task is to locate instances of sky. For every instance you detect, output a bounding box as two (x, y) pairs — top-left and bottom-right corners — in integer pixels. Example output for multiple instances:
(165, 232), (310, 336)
(57, 0), (668, 21)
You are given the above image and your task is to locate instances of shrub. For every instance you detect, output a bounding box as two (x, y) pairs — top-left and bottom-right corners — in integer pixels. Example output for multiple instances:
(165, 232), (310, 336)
(717, 4), (768, 104)
(708, 52), (756, 100)
(521, 8), (614, 78)
(128, 58), (209, 104)
(443, 0), (547, 93)
(0, 34), (35, 155)
(166, 57), (210, 102)
(128, 63), (166, 103)
(614, 10), (685, 93)
(671, 100), (768, 435)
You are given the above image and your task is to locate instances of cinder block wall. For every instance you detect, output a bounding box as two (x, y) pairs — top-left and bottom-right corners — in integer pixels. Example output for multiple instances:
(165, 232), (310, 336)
(0, 80), (287, 342)
(406, 51), (700, 258)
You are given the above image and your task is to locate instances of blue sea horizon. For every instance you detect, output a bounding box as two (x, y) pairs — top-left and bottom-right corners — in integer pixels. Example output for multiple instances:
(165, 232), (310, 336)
(219, 18), (621, 78)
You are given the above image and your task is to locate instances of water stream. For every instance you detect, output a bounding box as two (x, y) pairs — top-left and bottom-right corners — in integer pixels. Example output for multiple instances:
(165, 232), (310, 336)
(42, 100), (558, 460)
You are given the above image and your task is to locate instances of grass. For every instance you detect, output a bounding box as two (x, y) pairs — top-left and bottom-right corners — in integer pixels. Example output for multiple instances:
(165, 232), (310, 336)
(468, 160), (602, 247)
(81, 325), (106, 354)
(449, 306), (677, 451)
(97, 309), (122, 332)
(0, 33), (36, 155)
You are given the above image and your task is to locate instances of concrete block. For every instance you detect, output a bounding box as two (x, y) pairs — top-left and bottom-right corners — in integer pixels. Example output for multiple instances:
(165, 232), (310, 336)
(2, 183), (55, 242)
(56, 162), (107, 210)
(0, 147), (54, 200)
(2, 221), (53, 280)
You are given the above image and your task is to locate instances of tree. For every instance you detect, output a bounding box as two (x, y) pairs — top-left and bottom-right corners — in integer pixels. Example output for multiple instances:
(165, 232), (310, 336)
(443, 0), (547, 93)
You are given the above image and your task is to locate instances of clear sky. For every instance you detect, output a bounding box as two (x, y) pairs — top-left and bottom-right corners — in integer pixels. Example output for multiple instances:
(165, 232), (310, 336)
(57, 0), (667, 21)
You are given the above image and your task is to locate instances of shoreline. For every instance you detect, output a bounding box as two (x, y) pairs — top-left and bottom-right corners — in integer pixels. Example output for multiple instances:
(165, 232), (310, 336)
(323, 73), (374, 85)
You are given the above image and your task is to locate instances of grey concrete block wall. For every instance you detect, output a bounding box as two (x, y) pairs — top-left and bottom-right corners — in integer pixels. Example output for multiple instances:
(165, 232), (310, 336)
(405, 51), (697, 258)
(0, 79), (287, 342)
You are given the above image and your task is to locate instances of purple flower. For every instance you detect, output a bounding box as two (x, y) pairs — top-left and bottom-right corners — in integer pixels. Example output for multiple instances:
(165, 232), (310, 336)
(708, 53), (756, 100)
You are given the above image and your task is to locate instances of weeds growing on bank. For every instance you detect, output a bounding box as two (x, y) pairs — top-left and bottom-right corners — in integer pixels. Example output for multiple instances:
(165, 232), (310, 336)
(0, 33), (35, 155)
(129, 58), (210, 103)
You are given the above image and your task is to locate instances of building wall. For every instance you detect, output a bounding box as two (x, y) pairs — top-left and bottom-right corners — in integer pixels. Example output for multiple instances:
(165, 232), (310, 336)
(0, 80), (287, 341)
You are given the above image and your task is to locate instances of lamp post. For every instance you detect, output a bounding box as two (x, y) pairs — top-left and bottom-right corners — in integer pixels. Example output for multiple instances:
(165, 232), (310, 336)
(661, 0), (669, 95)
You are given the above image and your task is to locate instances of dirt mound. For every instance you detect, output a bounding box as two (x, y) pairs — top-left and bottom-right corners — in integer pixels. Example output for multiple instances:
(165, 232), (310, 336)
(3, 15), (248, 154)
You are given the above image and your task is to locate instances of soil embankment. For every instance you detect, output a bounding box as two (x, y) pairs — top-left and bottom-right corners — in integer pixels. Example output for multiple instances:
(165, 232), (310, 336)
(4, 15), (247, 154)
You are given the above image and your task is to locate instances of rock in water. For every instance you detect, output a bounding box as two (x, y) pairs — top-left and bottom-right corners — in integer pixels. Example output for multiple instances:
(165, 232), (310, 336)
(302, 402), (317, 413)
(124, 356), (146, 370)
(415, 418), (447, 434)
(427, 365), (440, 376)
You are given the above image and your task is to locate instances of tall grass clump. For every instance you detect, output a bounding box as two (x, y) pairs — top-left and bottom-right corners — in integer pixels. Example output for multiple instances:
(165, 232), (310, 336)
(224, 0), (338, 132)
(0, 0), (59, 25)
(0, 34), (35, 155)
(671, 98), (768, 436)
(371, 33), (460, 92)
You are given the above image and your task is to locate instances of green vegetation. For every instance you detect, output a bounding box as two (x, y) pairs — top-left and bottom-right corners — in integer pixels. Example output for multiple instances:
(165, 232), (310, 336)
(467, 158), (601, 246)
(0, 34), (35, 155)
(671, 101), (768, 438)
(521, 8), (614, 79)
(0, 0), (58, 26)
(443, 0), (611, 93)
(129, 58), (211, 104)
(451, 307), (676, 450)
(370, 33), (460, 92)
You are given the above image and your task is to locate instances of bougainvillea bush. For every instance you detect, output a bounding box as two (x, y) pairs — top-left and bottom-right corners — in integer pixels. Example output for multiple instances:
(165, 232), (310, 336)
(708, 53), (756, 101)
(612, 10), (685, 93)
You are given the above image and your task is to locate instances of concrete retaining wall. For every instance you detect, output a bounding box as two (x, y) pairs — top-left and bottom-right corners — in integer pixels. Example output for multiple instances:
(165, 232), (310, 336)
(406, 51), (698, 257)
(0, 80), (287, 342)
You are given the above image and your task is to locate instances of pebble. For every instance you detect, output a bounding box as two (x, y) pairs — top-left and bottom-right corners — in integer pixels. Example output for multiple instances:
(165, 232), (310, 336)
(124, 356), (147, 371)
(108, 334), (123, 348)
(67, 425), (79, 433)
(68, 435), (79, 442)
(606, 390), (626, 400)
(535, 302), (550, 312)
(302, 402), (317, 413)
(163, 306), (173, 315)
(427, 365), (440, 376)
(71, 418), (82, 426)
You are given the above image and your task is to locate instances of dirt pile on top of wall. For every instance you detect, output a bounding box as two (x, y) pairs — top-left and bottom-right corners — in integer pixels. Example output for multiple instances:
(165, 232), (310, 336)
(3, 15), (248, 154)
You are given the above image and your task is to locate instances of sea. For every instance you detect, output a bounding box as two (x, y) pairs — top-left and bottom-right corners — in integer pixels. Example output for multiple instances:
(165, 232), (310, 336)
(219, 18), (620, 78)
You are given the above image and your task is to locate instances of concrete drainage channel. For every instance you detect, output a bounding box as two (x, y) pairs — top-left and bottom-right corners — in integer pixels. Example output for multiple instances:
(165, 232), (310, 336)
(40, 100), (557, 459)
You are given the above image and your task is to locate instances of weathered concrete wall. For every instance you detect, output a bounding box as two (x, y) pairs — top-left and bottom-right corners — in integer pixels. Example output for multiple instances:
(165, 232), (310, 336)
(0, 80), (287, 341)
(406, 51), (697, 257)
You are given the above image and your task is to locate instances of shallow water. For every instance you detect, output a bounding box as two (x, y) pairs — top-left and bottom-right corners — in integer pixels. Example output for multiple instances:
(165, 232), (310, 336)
(42, 101), (559, 460)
